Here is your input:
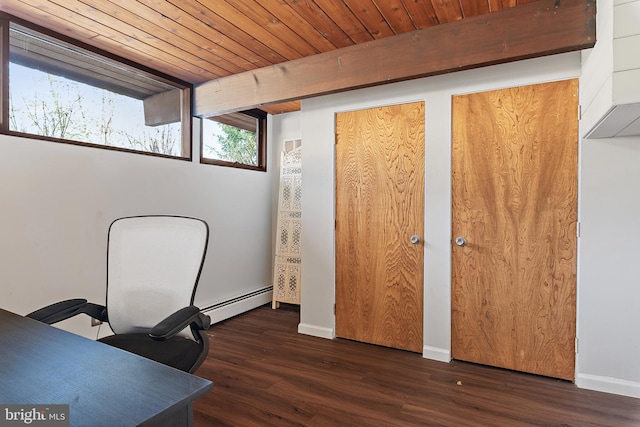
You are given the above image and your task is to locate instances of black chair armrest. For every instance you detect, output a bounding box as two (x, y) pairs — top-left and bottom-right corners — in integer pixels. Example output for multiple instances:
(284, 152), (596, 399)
(26, 299), (107, 325)
(27, 299), (87, 324)
(149, 306), (210, 341)
(83, 302), (109, 323)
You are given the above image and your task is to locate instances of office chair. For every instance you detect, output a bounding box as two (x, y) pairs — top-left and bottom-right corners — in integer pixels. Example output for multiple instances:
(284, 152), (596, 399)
(27, 215), (211, 373)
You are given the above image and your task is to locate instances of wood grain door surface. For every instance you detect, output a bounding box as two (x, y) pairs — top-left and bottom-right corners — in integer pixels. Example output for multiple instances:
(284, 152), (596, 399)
(451, 80), (578, 380)
(335, 102), (425, 353)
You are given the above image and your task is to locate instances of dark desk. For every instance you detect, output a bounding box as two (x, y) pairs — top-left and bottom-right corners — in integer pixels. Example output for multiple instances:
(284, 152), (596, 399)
(0, 308), (212, 427)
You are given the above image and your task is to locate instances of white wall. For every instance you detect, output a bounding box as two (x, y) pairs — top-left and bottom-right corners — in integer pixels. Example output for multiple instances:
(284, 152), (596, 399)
(577, 135), (640, 397)
(575, 0), (640, 397)
(0, 118), (275, 338)
(279, 51), (640, 398)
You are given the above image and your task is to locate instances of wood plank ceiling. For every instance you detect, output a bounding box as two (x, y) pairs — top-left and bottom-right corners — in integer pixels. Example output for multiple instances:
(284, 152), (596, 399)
(1, 0), (540, 115)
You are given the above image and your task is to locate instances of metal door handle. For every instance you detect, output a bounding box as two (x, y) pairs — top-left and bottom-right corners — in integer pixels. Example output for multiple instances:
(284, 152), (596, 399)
(410, 235), (421, 244)
(455, 236), (466, 247)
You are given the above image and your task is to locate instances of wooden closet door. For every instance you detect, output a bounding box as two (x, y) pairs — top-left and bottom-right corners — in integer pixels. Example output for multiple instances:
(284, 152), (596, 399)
(451, 80), (578, 380)
(335, 102), (424, 353)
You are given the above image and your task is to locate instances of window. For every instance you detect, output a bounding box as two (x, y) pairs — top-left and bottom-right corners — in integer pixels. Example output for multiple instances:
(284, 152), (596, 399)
(201, 109), (267, 171)
(0, 15), (192, 159)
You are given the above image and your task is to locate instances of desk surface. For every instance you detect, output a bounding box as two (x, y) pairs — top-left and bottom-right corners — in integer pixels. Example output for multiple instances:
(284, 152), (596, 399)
(0, 308), (212, 427)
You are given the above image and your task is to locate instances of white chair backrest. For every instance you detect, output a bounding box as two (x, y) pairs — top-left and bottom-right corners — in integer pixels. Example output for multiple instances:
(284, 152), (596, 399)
(106, 216), (208, 339)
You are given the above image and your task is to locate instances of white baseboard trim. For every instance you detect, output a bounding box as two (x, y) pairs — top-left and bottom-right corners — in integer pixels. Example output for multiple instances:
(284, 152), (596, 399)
(576, 373), (640, 399)
(201, 286), (273, 325)
(423, 345), (451, 363)
(298, 323), (335, 339)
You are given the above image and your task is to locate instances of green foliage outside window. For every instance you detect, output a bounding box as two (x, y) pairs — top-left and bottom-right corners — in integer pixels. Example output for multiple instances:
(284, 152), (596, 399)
(209, 124), (257, 166)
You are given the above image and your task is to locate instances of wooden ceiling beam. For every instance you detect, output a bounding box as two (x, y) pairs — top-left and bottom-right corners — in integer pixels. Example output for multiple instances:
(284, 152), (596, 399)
(194, 0), (595, 117)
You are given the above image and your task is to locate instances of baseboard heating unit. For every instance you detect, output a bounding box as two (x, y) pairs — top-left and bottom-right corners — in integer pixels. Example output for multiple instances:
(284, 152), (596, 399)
(201, 286), (273, 325)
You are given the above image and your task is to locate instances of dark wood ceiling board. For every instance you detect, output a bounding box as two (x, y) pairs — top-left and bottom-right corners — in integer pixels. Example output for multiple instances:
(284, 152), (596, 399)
(400, 0), (440, 29)
(2, 0), (568, 117)
(341, 0), (395, 39)
(194, 0), (595, 116)
(0, 1), (100, 41)
(458, 0), (490, 18)
(309, 0), (374, 44)
(206, 0), (303, 63)
(372, 0), (418, 34)
(121, 0), (249, 75)
(191, 0), (288, 64)
(282, 0), (355, 49)
(429, 0), (463, 23)
(44, 0), (220, 79)
(88, 32), (215, 83)
(223, 0), (320, 58)
(79, 0), (239, 77)
(260, 100), (300, 115)
(261, 1), (344, 53)
(5, 0), (214, 82)
(155, 0), (272, 71)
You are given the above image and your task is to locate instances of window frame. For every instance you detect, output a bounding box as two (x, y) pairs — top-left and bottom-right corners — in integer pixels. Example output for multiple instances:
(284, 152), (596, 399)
(0, 13), (193, 161)
(200, 108), (267, 172)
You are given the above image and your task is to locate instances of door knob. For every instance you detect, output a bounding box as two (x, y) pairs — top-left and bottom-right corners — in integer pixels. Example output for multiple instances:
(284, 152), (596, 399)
(410, 235), (421, 244)
(455, 236), (466, 247)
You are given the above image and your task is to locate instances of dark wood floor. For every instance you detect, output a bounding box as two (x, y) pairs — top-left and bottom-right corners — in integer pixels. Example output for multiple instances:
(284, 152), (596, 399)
(192, 304), (640, 426)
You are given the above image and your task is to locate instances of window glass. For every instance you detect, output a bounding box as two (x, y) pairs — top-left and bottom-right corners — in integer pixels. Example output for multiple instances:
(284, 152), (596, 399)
(5, 22), (190, 158)
(201, 110), (266, 171)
